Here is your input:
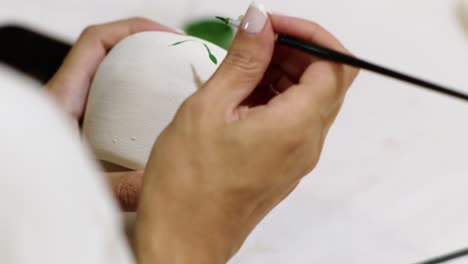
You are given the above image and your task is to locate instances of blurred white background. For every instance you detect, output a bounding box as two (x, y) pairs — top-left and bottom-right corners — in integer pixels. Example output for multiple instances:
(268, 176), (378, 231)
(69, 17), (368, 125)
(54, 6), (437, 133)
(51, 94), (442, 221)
(2, 0), (468, 263)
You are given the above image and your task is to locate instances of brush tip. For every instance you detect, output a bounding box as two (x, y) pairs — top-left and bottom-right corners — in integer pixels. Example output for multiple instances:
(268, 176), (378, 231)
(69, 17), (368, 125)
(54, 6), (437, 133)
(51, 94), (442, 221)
(215, 16), (229, 24)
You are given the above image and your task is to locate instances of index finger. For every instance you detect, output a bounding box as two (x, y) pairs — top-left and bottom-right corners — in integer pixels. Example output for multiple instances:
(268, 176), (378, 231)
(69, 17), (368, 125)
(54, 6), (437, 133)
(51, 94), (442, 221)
(47, 18), (178, 119)
(62, 17), (177, 83)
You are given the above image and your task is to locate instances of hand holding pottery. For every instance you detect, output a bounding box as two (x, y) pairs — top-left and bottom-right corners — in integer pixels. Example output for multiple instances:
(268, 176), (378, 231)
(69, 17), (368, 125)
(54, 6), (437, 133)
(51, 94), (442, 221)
(46, 18), (178, 211)
(134, 6), (359, 263)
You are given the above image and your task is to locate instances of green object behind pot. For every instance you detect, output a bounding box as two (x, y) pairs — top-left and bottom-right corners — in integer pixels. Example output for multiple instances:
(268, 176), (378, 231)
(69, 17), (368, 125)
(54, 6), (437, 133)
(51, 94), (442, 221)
(183, 18), (234, 50)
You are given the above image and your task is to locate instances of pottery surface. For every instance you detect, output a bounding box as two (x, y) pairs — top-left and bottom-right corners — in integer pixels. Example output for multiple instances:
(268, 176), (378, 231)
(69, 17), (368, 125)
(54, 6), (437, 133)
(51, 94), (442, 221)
(82, 31), (227, 170)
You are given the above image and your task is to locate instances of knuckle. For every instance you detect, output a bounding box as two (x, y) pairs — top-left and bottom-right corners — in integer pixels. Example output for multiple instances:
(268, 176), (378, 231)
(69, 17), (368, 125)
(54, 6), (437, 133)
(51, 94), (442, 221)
(129, 17), (152, 26)
(81, 25), (101, 38)
(285, 135), (304, 153)
(304, 23), (320, 40)
(332, 64), (352, 96)
(175, 94), (217, 137)
(294, 134), (324, 177)
(311, 70), (342, 103)
(322, 66), (341, 92)
(277, 122), (306, 153)
(117, 175), (141, 211)
(176, 94), (215, 130)
(302, 154), (320, 175)
(118, 185), (133, 210)
(343, 51), (360, 82)
(302, 22), (327, 46)
(180, 94), (208, 116)
(224, 47), (264, 77)
(278, 109), (324, 155)
(348, 66), (360, 84)
(294, 96), (313, 117)
(131, 17), (149, 23)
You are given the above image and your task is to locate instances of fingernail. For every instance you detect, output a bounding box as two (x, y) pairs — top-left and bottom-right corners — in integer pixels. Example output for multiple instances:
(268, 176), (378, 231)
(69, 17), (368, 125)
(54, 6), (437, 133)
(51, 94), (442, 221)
(241, 2), (267, 34)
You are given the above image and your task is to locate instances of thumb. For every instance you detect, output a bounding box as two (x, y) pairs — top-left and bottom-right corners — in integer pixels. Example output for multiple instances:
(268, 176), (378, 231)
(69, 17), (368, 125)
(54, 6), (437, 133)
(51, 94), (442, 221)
(205, 2), (275, 109)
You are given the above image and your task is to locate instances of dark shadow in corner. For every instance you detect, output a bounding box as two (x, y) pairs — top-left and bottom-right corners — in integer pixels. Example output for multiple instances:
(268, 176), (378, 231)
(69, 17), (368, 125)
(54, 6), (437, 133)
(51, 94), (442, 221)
(0, 24), (72, 84)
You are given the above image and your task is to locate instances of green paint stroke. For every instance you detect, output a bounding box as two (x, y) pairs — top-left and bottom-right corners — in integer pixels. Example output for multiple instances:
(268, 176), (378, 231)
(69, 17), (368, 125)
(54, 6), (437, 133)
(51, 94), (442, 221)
(203, 43), (218, 64)
(170, 39), (218, 65)
(170, 39), (195, 46)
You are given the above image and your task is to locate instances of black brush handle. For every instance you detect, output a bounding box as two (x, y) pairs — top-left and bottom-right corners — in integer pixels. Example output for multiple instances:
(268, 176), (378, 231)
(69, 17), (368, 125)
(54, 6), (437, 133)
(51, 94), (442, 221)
(0, 25), (72, 83)
(277, 34), (468, 102)
(414, 247), (468, 264)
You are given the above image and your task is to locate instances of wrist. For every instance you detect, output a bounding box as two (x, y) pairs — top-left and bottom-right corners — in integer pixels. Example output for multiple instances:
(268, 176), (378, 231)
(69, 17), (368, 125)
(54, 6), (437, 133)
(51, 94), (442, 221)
(134, 176), (239, 264)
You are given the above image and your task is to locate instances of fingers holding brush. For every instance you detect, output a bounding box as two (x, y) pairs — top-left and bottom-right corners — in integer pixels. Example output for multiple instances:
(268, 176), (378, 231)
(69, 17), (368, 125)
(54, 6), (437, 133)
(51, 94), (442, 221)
(270, 44), (313, 84)
(271, 14), (359, 88)
(266, 14), (359, 122)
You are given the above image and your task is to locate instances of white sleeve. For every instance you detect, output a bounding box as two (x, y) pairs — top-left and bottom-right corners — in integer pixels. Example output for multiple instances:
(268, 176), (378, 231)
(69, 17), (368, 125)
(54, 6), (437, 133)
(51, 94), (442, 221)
(0, 84), (135, 264)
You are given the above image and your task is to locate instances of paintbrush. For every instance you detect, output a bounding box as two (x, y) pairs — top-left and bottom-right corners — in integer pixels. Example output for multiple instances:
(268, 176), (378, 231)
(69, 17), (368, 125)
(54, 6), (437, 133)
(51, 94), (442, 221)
(215, 16), (468, 102)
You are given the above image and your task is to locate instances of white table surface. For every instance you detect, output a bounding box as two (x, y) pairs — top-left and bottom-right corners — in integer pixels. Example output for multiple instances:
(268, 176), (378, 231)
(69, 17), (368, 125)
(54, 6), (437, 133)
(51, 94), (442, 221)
(2, 0), (468, 263)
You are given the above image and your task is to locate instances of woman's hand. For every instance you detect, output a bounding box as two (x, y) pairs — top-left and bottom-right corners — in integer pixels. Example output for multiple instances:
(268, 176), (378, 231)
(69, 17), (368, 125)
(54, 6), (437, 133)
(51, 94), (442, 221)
(135, 4), (358, 264)
(46, 18), (178, 211)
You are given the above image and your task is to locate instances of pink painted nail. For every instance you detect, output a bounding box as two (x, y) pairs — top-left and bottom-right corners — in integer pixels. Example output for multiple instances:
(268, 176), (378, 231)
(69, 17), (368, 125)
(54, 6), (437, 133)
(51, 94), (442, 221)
(241, 2), (267, 34)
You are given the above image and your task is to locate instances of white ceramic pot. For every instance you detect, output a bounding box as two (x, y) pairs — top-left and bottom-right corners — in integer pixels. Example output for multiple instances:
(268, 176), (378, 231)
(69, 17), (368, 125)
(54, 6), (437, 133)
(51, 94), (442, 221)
(82, 31), (227, 170)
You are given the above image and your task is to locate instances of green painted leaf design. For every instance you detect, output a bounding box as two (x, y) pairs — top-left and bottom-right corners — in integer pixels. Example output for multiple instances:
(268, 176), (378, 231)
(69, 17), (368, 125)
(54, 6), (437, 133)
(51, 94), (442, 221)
(203, 43), (218, 65)
(169, 39), (195, 46)
(170, 39), (218, 65)
(209, 53), (218, 64)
